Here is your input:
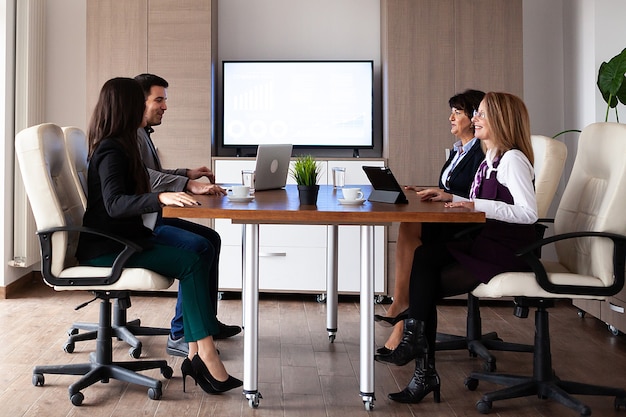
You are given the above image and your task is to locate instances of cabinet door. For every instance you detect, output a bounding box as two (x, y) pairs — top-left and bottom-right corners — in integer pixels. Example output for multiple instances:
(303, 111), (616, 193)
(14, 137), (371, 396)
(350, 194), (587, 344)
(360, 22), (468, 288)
(216, 221), (328, 292)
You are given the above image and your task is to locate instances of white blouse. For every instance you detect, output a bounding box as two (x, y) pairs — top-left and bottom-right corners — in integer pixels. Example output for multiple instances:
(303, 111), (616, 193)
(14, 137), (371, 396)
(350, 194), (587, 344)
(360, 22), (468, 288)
(453, 149), (538, 224)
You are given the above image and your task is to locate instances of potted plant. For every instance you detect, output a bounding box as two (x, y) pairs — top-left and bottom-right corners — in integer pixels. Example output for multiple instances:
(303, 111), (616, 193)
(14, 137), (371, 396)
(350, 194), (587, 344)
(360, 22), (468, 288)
(597, 47), (626, 122)
(290, 155), (322, 205)
(554, 47), (626, 139)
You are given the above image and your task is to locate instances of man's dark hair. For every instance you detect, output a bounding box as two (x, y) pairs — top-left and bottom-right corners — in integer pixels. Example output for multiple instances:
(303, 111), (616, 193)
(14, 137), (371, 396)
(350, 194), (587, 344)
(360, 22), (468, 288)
(134, 73), (169, 96)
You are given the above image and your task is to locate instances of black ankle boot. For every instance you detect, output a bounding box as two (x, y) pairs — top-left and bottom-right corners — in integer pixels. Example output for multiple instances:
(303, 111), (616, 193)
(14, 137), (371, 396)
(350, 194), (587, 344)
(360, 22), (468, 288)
(374, 318), (427, 366)
(388, 356), (441, 404)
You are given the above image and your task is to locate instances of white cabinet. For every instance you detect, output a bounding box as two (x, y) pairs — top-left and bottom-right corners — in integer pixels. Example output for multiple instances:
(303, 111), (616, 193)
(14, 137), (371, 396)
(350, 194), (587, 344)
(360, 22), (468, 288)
(213, 158), (387, 295)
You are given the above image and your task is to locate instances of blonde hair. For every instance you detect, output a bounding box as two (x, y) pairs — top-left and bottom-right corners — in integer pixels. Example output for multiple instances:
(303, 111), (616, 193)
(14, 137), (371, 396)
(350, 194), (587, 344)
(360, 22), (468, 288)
(483, 92), (533, 166)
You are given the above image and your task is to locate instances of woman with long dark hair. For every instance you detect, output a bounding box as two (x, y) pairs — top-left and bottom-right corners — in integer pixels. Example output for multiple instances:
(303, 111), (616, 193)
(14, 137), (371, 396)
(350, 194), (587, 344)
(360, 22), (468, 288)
(77, 77), (241, 395)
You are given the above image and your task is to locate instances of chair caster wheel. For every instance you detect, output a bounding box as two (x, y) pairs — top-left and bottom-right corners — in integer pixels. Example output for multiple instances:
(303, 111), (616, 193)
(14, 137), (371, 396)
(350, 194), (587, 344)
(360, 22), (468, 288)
(68, 328), (78, 336)
(615, 396), (626, 411)
(70, 391), (84, 406)
(63, 342), (75, 353)
(328, 333), (336, 343)
(465, 377), (478, 391)
(148, 386), (162, 400)
(476, 399), (492, 414)
(129, 346), (142, 359)
(161, 366), (173, 379)
(32, 373), (44, 386)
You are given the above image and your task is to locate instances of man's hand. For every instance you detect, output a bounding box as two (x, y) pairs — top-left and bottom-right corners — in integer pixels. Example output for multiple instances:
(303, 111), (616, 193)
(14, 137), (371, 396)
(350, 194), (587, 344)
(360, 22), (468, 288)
(415, 187), (453, 202)
(186, 180), (227, 196)
(187, 166), (215, 183)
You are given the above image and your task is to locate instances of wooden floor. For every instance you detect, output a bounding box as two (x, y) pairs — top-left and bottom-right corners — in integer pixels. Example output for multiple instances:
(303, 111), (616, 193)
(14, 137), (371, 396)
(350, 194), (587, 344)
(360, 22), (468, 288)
(2, 278), (626, 417)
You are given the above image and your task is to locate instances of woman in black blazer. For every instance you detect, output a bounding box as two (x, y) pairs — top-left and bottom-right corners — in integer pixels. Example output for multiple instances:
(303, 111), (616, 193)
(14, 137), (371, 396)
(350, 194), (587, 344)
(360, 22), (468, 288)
(375, 89), (485, 351)
(77, 78), (241, 395)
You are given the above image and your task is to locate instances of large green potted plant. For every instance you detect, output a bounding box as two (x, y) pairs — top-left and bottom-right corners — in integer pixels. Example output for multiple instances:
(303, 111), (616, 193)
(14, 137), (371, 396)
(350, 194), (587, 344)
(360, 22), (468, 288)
(554, 48), (626, 139)
(290, 155), (322, 205)
(597, 47), (626, 122)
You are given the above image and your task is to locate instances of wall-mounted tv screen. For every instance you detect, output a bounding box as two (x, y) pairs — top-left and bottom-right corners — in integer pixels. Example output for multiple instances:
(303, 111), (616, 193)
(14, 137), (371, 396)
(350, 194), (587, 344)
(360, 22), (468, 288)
(222, 60), (373, 149)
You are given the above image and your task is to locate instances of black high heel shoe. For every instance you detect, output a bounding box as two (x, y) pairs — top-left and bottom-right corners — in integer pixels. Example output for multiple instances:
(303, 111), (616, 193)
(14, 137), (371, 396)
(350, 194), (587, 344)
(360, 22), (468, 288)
(182, 357), (211, 393)
(191, 354), (243, 394)
(376, 346), (393, 355)
(374, 308), (409, 327)
(375, 318), (428, 366)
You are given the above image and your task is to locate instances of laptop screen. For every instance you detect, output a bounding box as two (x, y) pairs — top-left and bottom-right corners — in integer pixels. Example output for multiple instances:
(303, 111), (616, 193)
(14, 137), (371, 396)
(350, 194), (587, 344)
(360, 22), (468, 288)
(253, 144), (293, 191)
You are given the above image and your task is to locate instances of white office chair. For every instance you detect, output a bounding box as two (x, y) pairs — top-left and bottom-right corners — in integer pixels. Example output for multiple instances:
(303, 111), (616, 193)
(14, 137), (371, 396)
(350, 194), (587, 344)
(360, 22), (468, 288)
(436, 135), (568, 371)
(61, 126), (88, 208)
(60, 126), (170, 357)
(466, 122), (626, 416)
(16, 123), (174, 406)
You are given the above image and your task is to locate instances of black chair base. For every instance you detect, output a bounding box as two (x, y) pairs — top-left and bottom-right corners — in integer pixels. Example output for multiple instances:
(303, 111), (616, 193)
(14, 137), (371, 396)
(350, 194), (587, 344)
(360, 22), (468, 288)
(65, 295), (170, 359)
(464, 302), (626, 416)
(34, 294), (173, 406)
(436, 294), (533, 371)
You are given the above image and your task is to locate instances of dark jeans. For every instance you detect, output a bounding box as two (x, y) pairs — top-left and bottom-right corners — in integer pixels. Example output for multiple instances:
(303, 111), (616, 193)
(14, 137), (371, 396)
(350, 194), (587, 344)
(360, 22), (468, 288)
(83, 242), (219, 341)
(153, 218), (221, 339)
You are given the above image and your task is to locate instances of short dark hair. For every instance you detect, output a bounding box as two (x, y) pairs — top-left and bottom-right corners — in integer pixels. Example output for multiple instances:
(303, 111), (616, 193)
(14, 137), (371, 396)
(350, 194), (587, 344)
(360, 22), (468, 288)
(448, 89), (485, 118)
(134, 73), (169, 96)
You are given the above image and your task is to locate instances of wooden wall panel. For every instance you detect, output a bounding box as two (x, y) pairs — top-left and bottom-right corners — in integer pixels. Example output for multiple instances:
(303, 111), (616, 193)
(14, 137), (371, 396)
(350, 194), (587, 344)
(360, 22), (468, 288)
(147, 0), (215, 170)
(455, 0), (523, 96)
(381, 0), (456, 188)
(382, 0), (522, 288)
(86, 1), (148, 124)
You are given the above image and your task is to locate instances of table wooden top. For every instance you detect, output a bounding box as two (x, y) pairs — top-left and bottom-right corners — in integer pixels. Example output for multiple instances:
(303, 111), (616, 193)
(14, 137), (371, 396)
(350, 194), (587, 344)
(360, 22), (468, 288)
(162, 185), (485, 225)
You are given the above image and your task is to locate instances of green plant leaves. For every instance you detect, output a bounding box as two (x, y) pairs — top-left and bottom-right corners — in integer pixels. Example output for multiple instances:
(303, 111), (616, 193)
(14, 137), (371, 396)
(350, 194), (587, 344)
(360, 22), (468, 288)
(290, 155), (321, 186)
(597, 48), (626, 121)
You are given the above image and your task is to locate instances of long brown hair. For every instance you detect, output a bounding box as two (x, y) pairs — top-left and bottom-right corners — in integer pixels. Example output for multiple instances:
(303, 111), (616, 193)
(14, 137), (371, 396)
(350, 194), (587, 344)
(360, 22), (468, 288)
(483, 92), (533, 165)
(87, 77), (150, 193)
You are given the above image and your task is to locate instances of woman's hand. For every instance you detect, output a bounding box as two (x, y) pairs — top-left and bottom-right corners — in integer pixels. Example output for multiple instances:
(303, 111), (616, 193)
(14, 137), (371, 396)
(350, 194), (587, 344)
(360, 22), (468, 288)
(444, 201), (475, 210)
(415, 187), (453, 202)
(159, 192), (200, 207)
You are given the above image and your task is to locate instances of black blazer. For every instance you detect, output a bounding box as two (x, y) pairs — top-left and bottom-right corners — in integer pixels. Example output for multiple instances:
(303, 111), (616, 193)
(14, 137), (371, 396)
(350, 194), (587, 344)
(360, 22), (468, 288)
(77, 137), (162, 261)
(437, 139), (484, 198)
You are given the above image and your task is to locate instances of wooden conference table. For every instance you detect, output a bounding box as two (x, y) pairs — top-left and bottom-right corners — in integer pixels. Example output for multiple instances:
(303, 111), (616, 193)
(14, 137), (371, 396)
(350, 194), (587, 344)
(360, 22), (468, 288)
(163, 184), (485, 410)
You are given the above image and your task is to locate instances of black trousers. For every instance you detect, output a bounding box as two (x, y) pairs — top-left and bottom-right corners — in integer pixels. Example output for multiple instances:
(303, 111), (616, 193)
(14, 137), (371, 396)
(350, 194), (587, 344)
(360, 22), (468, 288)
(408, 240), (482, 356)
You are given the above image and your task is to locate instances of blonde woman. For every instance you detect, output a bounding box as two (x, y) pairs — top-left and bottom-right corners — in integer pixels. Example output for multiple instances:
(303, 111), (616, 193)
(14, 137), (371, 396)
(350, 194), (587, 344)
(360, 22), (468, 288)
(376, 92), (538, 404)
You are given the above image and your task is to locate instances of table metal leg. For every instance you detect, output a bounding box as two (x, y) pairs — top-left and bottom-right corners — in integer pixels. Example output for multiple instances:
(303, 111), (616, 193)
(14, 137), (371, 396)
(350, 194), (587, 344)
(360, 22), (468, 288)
(326, 225), (338, 342)
(243, 223), (262, 408)
(359, 225), (375, 410)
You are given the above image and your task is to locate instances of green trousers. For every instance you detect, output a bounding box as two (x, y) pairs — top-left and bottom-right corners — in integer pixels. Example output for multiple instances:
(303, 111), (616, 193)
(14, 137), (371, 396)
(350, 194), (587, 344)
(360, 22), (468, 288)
(82, 243), (219, 342)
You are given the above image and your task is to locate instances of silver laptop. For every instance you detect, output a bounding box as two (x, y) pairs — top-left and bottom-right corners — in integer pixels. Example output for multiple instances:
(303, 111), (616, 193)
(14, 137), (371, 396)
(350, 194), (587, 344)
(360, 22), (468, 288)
(253, 144), (293, 191)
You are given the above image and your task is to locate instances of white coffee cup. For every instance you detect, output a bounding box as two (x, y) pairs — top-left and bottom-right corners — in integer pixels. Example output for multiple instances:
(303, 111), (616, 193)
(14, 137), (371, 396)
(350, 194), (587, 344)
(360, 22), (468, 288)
(231, 185), (250, 198)
(342, 187), (363, 201)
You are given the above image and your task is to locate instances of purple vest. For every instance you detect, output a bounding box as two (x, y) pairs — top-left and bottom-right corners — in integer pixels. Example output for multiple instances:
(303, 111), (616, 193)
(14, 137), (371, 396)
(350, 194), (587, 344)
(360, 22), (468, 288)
(449, 156), (537, 283)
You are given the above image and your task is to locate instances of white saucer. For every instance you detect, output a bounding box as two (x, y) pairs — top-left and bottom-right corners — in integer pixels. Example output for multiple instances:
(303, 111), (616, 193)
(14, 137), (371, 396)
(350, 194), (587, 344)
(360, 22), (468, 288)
(227, 195), (254, 203)
(338, 198), (366, 206)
